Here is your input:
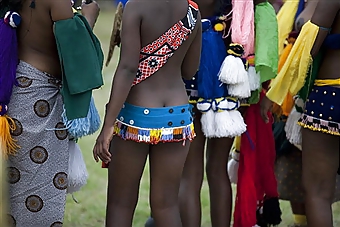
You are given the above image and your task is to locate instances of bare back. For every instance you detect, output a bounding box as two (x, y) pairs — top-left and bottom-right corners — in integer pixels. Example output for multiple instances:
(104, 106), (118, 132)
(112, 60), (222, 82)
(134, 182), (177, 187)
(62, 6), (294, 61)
(125, 0), (201, 107)
(17, 0), (74, 78)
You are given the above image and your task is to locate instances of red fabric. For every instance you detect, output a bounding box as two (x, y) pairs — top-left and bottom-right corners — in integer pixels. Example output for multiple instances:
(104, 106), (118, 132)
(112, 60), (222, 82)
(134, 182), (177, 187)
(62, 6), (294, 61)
(233, 91), (278, 227)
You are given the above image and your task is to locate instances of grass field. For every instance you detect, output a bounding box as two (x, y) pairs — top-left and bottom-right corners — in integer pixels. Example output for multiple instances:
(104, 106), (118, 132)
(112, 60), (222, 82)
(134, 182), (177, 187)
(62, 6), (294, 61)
(63, 8), (340, 227)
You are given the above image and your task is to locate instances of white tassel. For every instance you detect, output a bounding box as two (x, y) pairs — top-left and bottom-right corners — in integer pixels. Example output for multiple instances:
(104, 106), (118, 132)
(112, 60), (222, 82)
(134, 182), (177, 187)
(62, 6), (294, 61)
(248, 66), (261, 91)
(67, 140), (88, 194)
(200, 110), (216, 138)
(228, 110), (247, 137)
(284, 106), (302, 146)
(228, 151), (240, 184)
(218, 55), (248, 84)
(228, 80), (251, 99)
(214, 110), (235, 138)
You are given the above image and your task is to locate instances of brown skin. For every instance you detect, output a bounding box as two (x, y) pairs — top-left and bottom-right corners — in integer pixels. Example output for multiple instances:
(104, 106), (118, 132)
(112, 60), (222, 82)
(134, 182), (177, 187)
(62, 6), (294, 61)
(302, 2), (340, 227)
(260, 0), (318, 222)
(92, 0), (202, 226)
(261, 1), (340, 226)
(16, 0), (99, 79)
(178, 1), (267, 227)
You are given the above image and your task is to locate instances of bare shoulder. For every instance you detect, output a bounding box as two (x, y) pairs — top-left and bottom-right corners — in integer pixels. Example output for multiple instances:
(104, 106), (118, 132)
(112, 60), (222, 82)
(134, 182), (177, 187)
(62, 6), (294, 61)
(311, 0), (340, 27)
(43, 0), (74, 21)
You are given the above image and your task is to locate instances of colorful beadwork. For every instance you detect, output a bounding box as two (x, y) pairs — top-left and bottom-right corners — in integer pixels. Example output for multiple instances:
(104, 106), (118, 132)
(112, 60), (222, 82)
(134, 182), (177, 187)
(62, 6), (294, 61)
(298, 85), (340, 136)
(132, 1), (199, 86)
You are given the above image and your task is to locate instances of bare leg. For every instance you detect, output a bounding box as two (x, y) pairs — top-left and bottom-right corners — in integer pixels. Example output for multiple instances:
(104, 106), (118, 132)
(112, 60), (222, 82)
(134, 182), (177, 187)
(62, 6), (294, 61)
(106, 137), (149, 227)
(302, 128), (339, 227)
(149, 141), (190, 227)
(179, 112), (205, 227)
(206, 137), (234, 227)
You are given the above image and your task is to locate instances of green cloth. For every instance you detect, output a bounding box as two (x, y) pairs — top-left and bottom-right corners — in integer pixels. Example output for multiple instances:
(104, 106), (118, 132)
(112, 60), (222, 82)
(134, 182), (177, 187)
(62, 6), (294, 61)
(295, 49), (324, 113)
(252, 2), (278, 104)
(54, 13), (104, 120)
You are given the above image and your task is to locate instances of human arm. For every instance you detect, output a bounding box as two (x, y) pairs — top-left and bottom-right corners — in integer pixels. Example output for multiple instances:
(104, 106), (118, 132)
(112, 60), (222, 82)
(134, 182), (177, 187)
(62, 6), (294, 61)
(48, 0), (74, 21)
(181, 12), (202, 80)
(310, 0), (340, 57)
(81, 1), (100, 29)
(48, 0), (99, 29)
(93, 1), (141, 163)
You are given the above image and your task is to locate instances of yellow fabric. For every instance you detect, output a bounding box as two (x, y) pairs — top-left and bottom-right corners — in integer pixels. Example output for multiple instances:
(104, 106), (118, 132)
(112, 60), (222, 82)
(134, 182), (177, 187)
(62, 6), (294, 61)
(276, 0), (299, 55)
(234, 136), (241, 151)
(293, 214), (307, 225)
(267, 21), (319, 105)
(72, 7), (77, 13)
(272, 38), (296, 117)
(314, 78), (340, 86)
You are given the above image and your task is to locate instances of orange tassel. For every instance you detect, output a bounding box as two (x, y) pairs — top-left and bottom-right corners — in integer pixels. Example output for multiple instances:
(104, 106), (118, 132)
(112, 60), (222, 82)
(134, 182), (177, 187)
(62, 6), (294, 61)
(0, 115), (19, 158)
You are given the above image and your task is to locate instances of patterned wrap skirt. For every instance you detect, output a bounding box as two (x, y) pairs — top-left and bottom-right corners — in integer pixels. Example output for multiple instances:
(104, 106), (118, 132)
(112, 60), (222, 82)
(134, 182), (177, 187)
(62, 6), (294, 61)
(7, 61), (69, 227)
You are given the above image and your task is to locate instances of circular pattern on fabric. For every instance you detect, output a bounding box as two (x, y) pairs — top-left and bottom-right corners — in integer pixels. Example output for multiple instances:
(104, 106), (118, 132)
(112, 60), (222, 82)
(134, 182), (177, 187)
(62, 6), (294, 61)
(54, 122), (68, 140)
(34, 100), (50, 117)
(53, 172), (67, 190)
(25, 195), (44, 212)
(30, 146), (48, 164)
(7, 167), (20, 184)
(17, 76), (33, 88)
(50, 221), (63, 227)
(10, 118), (23, 136)
(7, 214), (16, 227)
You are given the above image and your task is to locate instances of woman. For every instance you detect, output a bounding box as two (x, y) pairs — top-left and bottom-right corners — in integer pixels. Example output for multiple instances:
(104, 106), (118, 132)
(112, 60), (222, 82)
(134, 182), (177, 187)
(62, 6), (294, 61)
(93, 0), (202, 226)
(262, 0), (340, 226)
(1, 0), (100, 226)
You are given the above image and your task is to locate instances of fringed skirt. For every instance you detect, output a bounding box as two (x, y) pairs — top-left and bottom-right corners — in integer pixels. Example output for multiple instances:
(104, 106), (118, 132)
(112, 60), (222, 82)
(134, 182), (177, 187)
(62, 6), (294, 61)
(298, 85), (340, 135)
(7, 61), (69, 227)
(114, 103), (195, 144)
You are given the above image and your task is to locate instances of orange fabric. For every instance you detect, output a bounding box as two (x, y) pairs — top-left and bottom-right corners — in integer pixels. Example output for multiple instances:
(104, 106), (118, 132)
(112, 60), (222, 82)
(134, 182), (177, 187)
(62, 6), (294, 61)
(271, 38), (296, 117)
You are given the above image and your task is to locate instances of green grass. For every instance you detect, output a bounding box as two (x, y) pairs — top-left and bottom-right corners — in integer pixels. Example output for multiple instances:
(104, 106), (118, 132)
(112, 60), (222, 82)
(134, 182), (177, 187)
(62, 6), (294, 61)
(64, 8), (340, 227)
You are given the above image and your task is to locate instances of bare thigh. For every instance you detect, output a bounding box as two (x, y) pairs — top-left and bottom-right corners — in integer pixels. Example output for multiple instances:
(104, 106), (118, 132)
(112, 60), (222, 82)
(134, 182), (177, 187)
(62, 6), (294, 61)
(149, 141), (190, 227)
(302, 128), (339, 227)
(106, 137), (149, 227)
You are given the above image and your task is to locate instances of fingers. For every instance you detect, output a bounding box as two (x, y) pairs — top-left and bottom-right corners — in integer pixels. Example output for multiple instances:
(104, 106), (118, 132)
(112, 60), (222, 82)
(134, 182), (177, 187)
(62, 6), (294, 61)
(95, 141), (111, 164)
(93, 144), (99, 162)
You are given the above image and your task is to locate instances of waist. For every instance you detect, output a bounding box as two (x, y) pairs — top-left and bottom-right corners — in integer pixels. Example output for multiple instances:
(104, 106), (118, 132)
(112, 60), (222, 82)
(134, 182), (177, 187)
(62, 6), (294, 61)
(117, 102), (193, 129)
(16, 61), (62, 88)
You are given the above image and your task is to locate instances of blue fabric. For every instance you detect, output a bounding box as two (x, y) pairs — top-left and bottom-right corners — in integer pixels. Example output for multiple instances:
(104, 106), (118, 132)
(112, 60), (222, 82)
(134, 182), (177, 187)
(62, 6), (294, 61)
(117, 103), (193, 128)
(294, 0), (305, 21)
(323, 34), (340, 50)
(183, 17), (227, 100)
(197, 26), (227, 99)
(304, 85), (340, 124)
(115, 0), (128, 6)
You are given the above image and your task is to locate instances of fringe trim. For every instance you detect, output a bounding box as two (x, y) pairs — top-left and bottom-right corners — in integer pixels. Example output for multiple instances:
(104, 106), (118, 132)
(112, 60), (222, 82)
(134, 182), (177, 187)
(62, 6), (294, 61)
(1, 115), (20, 158)
(298, 115), (340, 136)
(114, 120), (196, 144)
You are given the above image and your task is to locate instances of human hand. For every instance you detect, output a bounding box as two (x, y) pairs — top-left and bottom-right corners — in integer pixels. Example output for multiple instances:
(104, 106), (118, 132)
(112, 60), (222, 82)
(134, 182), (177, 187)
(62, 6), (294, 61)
(93, 125), (114, 164)
(260, 95), (273, 123)
(81, 1), (100, 28)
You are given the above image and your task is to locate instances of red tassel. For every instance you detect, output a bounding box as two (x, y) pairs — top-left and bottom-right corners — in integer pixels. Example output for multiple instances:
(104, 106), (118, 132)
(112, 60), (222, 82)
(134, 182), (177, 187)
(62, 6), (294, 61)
(233, 103), (257, 227)
(233, 91), (280, 227)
